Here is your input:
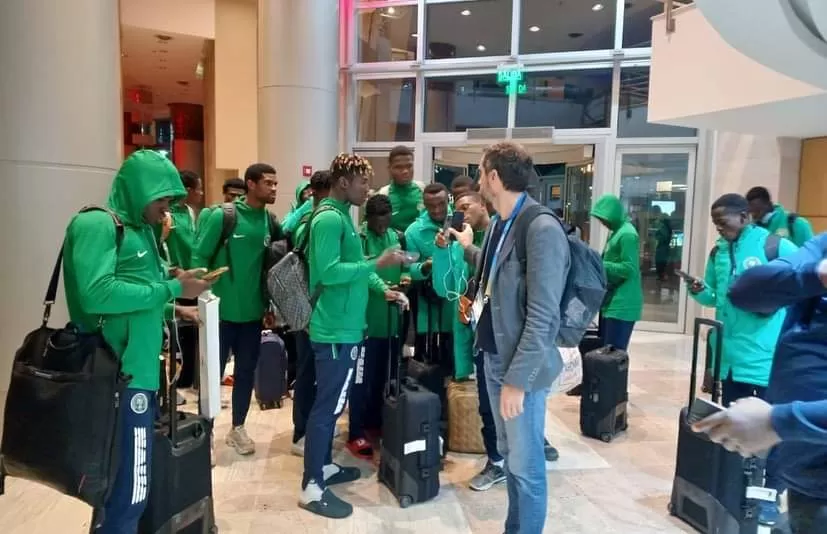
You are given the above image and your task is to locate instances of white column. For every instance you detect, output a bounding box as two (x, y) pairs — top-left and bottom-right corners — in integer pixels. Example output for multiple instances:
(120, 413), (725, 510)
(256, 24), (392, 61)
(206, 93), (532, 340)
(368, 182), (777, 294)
(0, 0), (122, 395)
(258, 0), (339, 217)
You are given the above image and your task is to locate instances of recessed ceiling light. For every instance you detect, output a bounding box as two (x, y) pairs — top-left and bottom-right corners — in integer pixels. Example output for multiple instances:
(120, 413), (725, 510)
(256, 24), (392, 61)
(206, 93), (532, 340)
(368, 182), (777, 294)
(476, 44), (486, 52)
(529, 25), (541, 32)
(461, 9), (471, 16)
(592, 3), (604, 11)
(387, 7), (395, 14)
(411, 33), (418, 38)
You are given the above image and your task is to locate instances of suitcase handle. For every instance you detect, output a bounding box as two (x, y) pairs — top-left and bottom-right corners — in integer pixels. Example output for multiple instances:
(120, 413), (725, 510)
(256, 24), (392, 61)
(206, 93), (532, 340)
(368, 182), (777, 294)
(386, 302), (407, 399)
(689, 318), (724, 409)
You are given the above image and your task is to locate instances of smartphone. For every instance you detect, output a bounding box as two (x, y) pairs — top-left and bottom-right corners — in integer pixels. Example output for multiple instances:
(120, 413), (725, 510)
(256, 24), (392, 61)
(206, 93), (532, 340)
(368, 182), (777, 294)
(675, 269), (702, 285)
(687, 397), (724, 426)
(202, 266), (229, 282)
(447, 211), (465, 241)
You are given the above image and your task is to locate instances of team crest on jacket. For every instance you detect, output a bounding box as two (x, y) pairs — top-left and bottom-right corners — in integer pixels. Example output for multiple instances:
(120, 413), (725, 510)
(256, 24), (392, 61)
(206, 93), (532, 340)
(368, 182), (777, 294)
(776, 228), (789, 237)
(743, 257), (762, 269)
(131, 392), (149, 415)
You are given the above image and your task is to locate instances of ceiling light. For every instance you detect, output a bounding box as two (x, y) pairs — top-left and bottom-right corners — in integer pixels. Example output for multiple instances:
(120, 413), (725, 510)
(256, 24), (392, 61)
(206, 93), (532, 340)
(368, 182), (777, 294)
(476, 44), (486, 52)
(461, 9), (471, 16)
(411, 33), (418, 38)
(387, 7), (395, 14)
(529, 26), (540, 32)
(592, 3), (604, 11)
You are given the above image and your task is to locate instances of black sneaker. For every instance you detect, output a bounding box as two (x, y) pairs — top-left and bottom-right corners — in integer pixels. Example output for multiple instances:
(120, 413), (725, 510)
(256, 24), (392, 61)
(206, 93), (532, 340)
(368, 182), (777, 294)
(544, 440), (560, 463)
(325, 464), (361, 486)
(299, 488), (353, 519)
(469, 461), (507, 491)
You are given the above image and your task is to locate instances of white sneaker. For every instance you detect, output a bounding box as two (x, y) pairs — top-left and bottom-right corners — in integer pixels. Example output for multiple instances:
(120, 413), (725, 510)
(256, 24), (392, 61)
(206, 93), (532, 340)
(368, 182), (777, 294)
(292, 437), (305, 457)
(226, 426), (255, 455)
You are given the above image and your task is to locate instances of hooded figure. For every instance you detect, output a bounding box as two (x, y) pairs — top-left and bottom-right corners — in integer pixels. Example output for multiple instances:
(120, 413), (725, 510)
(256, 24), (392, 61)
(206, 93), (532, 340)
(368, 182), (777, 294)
(290, 180), (312, 212)
(590, 194), (643, 347)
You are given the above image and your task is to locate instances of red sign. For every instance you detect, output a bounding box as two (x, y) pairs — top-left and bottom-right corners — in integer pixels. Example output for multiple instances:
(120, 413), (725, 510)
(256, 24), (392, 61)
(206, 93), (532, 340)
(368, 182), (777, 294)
(302, 165), (313, 177)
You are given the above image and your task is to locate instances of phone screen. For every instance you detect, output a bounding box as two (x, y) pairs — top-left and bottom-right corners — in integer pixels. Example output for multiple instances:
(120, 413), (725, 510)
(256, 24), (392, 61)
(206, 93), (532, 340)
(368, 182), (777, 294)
(688, 397), (724, 426)
(450, 211), (465, 232)
(675, 269), (700, 284)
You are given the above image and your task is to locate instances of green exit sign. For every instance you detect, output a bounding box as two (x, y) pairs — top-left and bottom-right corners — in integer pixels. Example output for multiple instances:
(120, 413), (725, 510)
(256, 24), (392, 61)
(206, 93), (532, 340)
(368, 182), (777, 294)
(497, 65), (527, 95)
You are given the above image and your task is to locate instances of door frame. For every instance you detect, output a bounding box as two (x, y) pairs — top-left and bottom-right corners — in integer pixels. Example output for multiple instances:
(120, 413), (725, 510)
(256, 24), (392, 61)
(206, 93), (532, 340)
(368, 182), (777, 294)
(611, 144), (698, 334)
(418, 130), (613, 250)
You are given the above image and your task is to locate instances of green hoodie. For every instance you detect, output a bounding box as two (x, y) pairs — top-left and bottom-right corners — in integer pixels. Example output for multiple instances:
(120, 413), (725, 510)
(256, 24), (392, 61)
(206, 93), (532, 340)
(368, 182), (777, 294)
(431, 229), (485, 379)
(590, 194), (643, 322)
(282, 198), (313, 235)
(761, 204), (814, 247)
(404, 211), (454, 334)
(290, 180), (311, 212)
(690, 225), (797, 386)
(308, 198), (385, 344)
(62, 150), (186, 391)
(193, 199), (275, 322)
(159, 202), (197, 269)
(361, 224), (403, 338)
(378, 181), (424, 232)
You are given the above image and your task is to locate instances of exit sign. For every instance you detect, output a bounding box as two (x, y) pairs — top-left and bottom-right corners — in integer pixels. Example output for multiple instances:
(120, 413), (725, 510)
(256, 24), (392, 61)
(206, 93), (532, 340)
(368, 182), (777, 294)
(497, 64), (527, 95)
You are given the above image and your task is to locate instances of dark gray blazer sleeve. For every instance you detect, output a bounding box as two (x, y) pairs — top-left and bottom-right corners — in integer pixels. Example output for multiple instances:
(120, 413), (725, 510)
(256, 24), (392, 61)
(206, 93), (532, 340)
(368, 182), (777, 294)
(464, 244), (482, 268)
(504, 216), (570, 391)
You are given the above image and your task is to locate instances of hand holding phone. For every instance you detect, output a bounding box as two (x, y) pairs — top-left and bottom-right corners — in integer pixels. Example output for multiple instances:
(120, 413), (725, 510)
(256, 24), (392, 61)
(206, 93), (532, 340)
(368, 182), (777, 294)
(688, 397), (724, 427)
(202, 266), (229, 282)
(676, 269), (704, 293)
(448, 211), (465, 240)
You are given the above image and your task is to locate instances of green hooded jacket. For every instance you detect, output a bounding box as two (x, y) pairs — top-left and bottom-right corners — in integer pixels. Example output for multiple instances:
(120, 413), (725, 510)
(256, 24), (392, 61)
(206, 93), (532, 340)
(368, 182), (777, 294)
(159, 202), (197, 269)
(192, 198), (279, 322)
(378, 181), (425, 232)
(431, 229), (485, 380)
(308, 198), (386, 344)
(590, 194), (643, 322)
(282, 198), (313, 235)
(290, 180), (311, 212)
(361, 224), (404, 338)
(760, 204), (814, 247)
(404, 211), (454, 334)
(690, 225), (797, 385)
(62, 150), (186, 391)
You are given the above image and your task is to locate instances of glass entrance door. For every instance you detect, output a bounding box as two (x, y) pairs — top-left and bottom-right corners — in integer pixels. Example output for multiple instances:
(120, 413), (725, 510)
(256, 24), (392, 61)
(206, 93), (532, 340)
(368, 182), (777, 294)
(613, 147), (697, 333)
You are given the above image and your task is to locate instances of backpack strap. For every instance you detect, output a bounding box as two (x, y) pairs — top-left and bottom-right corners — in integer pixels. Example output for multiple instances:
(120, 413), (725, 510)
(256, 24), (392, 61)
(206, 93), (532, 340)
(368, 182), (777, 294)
(395, 229), (407, 251)
(764, 234), (781, 262)
(209, 202), (237, 271)
(514, 204), (560, 264)
(787, 213), (798, 241)
(708, 245), (718, 261)
(296, 205), (338, 254)
(267, 210), (283, 241)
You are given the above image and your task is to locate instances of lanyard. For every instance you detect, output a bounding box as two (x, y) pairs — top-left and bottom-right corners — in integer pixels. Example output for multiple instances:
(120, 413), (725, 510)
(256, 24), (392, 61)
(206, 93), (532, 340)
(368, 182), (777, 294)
(483, 193), (527, 297)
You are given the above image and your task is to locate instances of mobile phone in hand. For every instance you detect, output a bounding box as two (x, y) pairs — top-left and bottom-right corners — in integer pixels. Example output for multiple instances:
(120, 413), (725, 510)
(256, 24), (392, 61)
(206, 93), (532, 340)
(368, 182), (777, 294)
(688, 397), (724, 427)
(675, 269), (702, 285)
(202, 266), (229, 282)
(448, 211), (465, 240)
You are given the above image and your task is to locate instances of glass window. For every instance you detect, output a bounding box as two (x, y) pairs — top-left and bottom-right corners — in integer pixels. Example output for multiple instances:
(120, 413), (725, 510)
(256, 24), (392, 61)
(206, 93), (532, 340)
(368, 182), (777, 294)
(356, 78), (416, 142)
(357, 5), (418, 63)
(424, 74), (508, 132)
(623, 0), (663, 48)
(425, 0), (512, 59)
(354, 154), (395, 192)
(618, 67), (697, 138)
(520, 0), (616, 54)
(617, 151), (692, 324)
(515, 69), (613, 129)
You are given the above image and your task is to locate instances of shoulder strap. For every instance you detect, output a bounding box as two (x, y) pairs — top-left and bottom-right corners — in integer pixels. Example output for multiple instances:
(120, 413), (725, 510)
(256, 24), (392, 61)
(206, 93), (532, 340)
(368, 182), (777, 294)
(764, 234), (781, 262)
(788, 213), (798, 239)
(267, 210), (280, 239)
(514, 204), (557, 263)
(297, 205), (338, 254)
(395, 229), (407, 251)
(209, 203), (236, 268)
(44, 206), (124, 325)
(708, 245), (718, 261)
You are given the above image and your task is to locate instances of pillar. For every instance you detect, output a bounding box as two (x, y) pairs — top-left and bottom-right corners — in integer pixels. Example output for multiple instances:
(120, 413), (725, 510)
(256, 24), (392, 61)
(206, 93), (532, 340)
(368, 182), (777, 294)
(258, 0), (339, 217)
(170, 103), (205, 182)
(0, 0), (122, 403)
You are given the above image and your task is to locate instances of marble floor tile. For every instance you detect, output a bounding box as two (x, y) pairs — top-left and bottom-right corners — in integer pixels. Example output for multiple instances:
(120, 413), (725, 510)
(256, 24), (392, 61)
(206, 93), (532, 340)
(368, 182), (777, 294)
(0, 332), (725, 533)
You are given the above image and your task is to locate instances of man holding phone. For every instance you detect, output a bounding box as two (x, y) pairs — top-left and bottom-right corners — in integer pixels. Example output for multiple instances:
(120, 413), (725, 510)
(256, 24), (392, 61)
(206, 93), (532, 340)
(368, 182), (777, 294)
(688, 193), (796, 526)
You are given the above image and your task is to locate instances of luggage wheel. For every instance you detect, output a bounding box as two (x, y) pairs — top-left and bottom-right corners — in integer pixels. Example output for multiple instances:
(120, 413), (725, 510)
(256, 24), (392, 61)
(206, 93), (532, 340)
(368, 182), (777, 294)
(399, 495), (413, 509)
(600, 433), (613, 443)
(667, 502), (675, 516)
(259, 401), (279, 411)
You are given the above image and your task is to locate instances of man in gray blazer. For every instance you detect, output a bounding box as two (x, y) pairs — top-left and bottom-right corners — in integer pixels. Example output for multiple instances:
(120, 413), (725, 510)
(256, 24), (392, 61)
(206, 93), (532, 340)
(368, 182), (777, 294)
(450, 142), (570, 534)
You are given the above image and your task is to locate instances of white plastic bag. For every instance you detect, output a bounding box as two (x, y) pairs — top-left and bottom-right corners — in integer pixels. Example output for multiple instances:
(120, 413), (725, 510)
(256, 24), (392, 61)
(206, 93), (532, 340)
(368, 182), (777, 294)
(198, 290), (221, 419)
(551, 346), (582, 395)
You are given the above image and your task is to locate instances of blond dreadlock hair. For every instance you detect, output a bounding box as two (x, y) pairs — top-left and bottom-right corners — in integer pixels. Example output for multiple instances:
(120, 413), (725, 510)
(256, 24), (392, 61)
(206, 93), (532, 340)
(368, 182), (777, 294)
(330, 153), (374, 181)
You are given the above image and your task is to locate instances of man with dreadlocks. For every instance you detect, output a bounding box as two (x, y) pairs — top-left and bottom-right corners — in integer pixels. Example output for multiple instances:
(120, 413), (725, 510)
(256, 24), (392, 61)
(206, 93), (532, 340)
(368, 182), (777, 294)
(298, 153), (407, 519)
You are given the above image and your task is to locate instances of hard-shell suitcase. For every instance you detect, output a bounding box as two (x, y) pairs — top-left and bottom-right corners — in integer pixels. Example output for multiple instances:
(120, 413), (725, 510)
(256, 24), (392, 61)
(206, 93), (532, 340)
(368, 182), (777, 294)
(668, 318), (764, 534)
(379, 304), (442, 508)
(255, 330), (288, 410)
(579, 345), (629, 442)
(406, 289), (446, 402)
(139, 323), (216, 534)
(446, 380), (485, 454)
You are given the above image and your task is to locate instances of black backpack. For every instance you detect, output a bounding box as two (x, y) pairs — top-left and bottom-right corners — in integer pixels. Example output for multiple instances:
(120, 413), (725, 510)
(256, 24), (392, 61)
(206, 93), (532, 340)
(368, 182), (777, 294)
(209, 202), (286, 278)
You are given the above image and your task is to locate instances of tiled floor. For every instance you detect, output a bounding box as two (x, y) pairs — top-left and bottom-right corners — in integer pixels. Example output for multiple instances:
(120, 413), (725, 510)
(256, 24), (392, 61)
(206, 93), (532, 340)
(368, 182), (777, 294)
(0, 332), (720, 533)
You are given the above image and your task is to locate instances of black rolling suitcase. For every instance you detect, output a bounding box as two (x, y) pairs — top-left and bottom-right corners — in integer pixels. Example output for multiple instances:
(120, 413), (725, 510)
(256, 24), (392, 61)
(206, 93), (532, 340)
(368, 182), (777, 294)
(566, 327), (602, 397)
(379, 304), (442, 508)
(139, 323), (216, 534)
(255, 330), (288, 410)
(406, 284), (446, 401)
(579, 345), (629, 442)
(669, 318), (764, 534)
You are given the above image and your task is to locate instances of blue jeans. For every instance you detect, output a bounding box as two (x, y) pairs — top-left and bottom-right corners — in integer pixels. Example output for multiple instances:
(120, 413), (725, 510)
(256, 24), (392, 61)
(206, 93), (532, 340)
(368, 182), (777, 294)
(484, 352), (548, 534)
(302, 342), (359, 490)
(598, 316), (635, 351)
(219, 320), (262, 427)
(474, 351), (503, 463)
(96, 388), (156, 534)
(292, 330), (315, 443)
(789, 491), (827, 534)
(349, 337), (395, 439)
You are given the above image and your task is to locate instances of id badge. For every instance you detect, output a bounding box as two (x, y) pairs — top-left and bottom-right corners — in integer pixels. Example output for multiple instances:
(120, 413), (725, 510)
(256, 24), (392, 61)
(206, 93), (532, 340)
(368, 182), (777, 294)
(471, 291), (484, 329)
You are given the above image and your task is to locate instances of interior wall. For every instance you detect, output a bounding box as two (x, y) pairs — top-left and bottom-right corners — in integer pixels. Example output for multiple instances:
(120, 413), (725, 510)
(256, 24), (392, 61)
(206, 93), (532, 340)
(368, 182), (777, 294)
(798, 137), (827, 233)
(120, 0), (216, 39)
(214, 0), (257, 175)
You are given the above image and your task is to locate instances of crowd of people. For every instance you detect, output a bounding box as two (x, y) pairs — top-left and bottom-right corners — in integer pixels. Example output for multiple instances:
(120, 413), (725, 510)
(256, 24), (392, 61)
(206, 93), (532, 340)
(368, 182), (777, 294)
(57, 142), (827, 533)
